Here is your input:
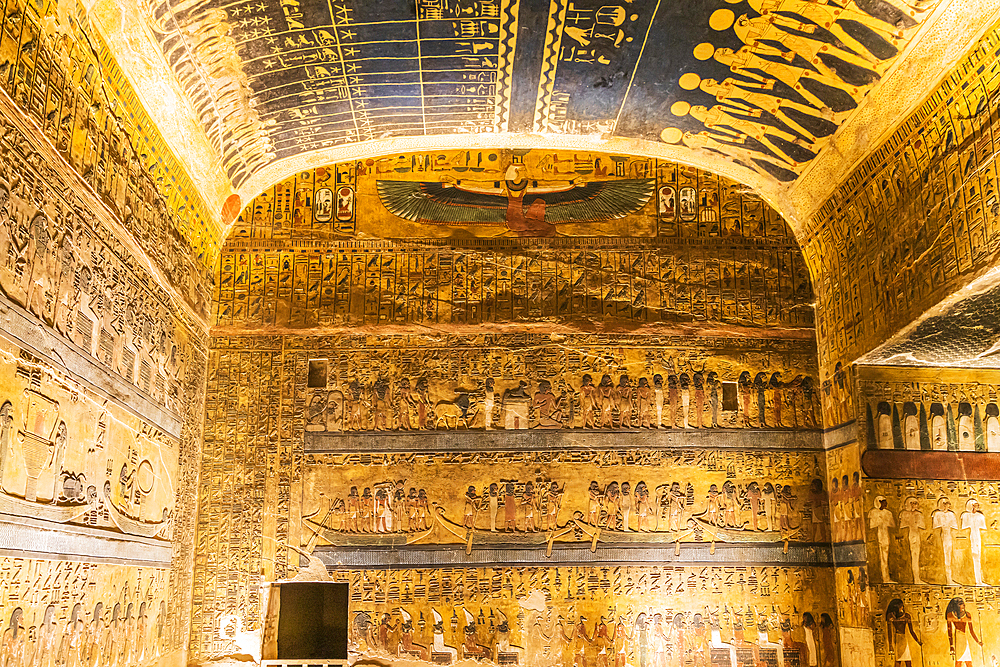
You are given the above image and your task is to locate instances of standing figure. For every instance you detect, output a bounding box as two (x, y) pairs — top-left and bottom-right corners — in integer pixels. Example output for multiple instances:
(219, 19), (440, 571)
(613, 615), (632, 667)
(483, 378), (495, 430)
(667, 614), (685, 667)
(738, 371), (753, 427)
(679, 373), (691, 428)
(598, 375), (615, 428)
(808, 479), (828, 542)
(692, 371), (705, 428)
(706, 484), (723, 527)
(463, 486), (480, 530)
(397, 379), (416, 431)
(885, 599), (921, 667)
(488, 483), (500, 532)
(754, 372), (768, 428)
(830, 477), (843, 542)
(945, 598), (983, 667)
(746, 481), (762, 531)
(580, 375), (596, 429)
(545, 482), (563, 530)
(637, 378), (653, 428)
(769, 372), (784, 427)
(667, 372), (679, 428)
(668, 482), (685, 532)
(635, 481), (653, 532)
(588, 481), (603, 526)
(960, 499), (988, 586)
(933, 497), (958, 585)
(603, 481), (621, 529)
(414, 377), (431, 429)
(851, 473), (865, 542)
(504, 482), (518, 532)
(49, 421), (68, 504)
(633, 614), (648, 667)
(392, 482), (406, 532)
(651, 614), (667, 667)
(778, 484), (797, 535)
(653, 374), (664, 429)
(869, 496), (896, 583)
(620, 482), (632, 532)
(615, 375), (633, 428)
(762, 483), (776, 532)
(522, 481), (538, 532)
(407, 488), (419, 532)
(819, 613), (838, 667)
(706, 371), (720, 427)
(897, 497), (925, 584)
(800, 612), (819, 667)
(415, 489), (429, 530)
(722, 480), (740, 527)
(346, 487), (360, 532)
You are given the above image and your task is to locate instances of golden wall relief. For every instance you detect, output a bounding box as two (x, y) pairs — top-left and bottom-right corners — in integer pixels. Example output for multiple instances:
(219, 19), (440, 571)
(230, 151), (799, 242)
(0, 114), (202, 411)
(214, 242), (814, 330)
(194, 347), (288, 660)
(303, 449), (827, 551)
(191, 336), (824, 661)
(293, 335), (819, 433)
(0, 93), (211, 318)
(860, 371), (1000, 453)
(0, 558), (170, 667)
(327, 565), (839, 667)
(0, 334), (179, 544)
(804, 19), (1000, 373)
(864, 479), (1000, 592)
(0, 0), (220, 265)
(871, 585), (1000, 667)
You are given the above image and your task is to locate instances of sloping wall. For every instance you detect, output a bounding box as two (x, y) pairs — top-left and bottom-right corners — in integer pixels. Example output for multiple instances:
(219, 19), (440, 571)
(0, 0), (212, 663)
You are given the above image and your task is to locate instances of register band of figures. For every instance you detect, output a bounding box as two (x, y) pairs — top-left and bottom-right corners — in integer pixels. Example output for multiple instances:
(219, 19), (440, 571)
(867, 398), (1000, 452)
(305, 476), (834, 544)
(307, 368), (819, 433)
(868, 493), (994, 587)
(0, 172), (193, 413)
(352, 606), (838, 667)
(884, 597), (1000, 667)
(0, 599), (169, 667)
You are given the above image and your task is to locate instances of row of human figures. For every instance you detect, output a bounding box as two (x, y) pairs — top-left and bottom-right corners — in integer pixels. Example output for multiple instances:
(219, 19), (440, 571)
(680, 0), (937, 181)
(0, 180), (188, 410)
(308, 369), (820, 432)
(0, 600), (167, 667)
(354, 607), (839, 667)
(868, 495), (993, 587)
(868, 400), (1000, 451)
(318, 477), (826, 541)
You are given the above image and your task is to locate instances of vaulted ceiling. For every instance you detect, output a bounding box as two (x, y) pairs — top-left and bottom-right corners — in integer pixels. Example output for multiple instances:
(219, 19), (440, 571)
(90, 0), (999, 241)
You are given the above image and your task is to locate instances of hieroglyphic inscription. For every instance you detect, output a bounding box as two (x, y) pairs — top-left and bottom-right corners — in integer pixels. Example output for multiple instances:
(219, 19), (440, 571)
(327, 565), (839, 667)
(0, 558), (171, 667)
(805, 20), (1000, 373)
(0, 0), (220, 264)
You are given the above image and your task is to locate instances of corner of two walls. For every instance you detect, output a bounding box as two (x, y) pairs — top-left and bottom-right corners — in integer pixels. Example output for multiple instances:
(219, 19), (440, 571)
(805, 15), (1000, 667)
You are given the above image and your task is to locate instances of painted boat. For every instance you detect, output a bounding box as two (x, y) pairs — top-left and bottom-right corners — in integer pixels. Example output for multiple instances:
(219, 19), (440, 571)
(104, 491), (167, 539)
(0, 490), (88, 523)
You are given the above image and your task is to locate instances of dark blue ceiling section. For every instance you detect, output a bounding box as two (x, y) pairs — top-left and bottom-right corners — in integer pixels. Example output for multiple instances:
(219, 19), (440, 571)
(152, 0), (937, 186)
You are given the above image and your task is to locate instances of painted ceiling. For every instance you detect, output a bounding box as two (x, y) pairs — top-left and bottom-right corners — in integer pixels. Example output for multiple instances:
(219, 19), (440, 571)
(141, 0), (943, 195)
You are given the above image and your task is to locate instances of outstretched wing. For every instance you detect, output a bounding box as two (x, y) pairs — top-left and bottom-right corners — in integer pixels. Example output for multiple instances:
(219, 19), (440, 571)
(377, 181), (507, 225)
(534, 179), (655, 223)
